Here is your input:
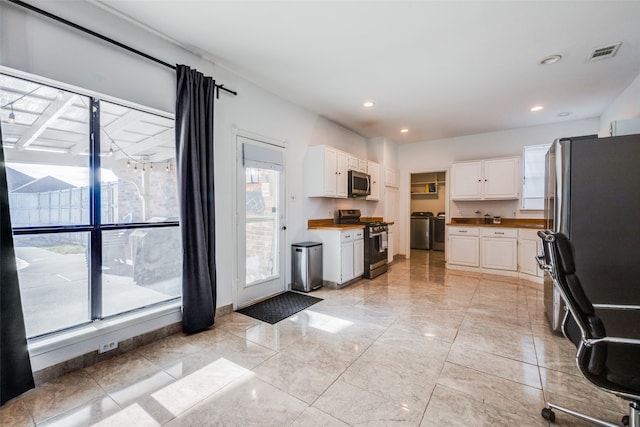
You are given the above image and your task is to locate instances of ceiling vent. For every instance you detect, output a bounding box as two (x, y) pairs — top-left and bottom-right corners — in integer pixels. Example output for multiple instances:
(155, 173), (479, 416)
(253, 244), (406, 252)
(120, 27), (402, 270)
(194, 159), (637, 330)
(588, 42), (622, 61)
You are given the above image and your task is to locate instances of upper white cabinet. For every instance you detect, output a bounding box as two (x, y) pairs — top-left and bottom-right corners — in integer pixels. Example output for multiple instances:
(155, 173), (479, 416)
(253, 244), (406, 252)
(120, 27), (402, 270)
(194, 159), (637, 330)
(348, 156), (368, 173)
(366, 161), (380, 201)
(385, 168), (399, 188)
(451, 157), (520, 200)
(305, 145), (349, 198)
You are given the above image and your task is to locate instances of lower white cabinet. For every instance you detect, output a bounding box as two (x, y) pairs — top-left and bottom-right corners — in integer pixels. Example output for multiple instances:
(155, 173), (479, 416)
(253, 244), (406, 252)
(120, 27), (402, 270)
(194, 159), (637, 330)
(308, 228), (364, 286)
(518, 229), (543, 278)
(447, 225), (544, 282)
(480, 228), (518, 271)
(447, 227), (480, 267)
(387, 224), (394, 263)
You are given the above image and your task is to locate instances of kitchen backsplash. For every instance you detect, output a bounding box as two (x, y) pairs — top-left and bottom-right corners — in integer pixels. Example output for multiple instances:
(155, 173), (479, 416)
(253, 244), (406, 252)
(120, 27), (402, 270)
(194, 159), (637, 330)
(450, 199), (543, 219)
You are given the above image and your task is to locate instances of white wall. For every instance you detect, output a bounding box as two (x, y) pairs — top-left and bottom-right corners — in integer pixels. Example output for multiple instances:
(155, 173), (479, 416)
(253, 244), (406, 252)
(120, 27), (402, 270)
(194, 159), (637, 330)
(0, 0), (373, 367)
(599, 73), (640, 136)
(396, 118), (600, 256)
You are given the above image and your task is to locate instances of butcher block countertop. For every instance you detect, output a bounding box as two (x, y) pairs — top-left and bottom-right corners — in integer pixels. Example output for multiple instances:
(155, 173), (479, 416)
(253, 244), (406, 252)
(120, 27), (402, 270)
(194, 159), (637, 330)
(447, 217), (545, 229)
(307, 217), (384, 230)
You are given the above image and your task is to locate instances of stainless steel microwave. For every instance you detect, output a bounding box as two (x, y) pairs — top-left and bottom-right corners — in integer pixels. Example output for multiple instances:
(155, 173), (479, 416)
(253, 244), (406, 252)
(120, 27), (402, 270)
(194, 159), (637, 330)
(348, 170), (371, 197)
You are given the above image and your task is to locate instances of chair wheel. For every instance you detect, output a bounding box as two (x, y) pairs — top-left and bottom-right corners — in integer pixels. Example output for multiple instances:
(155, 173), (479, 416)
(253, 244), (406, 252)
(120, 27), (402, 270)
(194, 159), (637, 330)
(622, 415), (629, 426)
(541, 407), (556, 422)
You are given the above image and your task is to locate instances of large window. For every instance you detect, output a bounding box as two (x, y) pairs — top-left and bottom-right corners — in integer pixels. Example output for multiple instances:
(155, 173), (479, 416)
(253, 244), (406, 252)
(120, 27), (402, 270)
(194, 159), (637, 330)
(1, 73), (181, 338)
(521, 143), (551, 210)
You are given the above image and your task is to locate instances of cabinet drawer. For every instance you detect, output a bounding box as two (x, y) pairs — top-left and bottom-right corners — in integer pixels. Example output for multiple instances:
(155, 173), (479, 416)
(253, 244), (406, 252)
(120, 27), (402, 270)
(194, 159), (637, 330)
(354, 229), (364, 239)
(447, 226), (479, 236)
(481, 228), (518, 238)
(341, 230), (355, 243)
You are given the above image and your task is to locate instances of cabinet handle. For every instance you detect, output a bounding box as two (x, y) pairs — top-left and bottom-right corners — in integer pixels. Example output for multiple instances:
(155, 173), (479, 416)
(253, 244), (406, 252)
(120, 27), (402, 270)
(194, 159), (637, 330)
(495, 232), (504, 235)
(484, 179), (487, 182)
(345, 235), (351, 238)
(459, 230), (468, 233)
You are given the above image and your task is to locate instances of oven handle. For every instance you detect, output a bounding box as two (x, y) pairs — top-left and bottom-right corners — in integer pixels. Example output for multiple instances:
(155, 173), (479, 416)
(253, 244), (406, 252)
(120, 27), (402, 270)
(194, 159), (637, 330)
(369, 232), (386, 238)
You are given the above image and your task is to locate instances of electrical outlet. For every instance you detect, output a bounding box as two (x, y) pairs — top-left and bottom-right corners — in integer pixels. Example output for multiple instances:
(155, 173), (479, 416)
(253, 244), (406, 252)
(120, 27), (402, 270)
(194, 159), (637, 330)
(98, 340), (118, 354)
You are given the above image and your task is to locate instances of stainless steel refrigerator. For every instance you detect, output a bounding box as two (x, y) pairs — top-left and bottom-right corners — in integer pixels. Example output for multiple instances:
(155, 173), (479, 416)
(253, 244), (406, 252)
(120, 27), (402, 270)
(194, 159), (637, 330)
(544, 134), (640, 333)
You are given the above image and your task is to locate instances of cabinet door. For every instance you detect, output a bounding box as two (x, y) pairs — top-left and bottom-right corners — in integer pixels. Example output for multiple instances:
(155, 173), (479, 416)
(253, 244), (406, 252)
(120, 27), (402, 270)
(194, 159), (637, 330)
(448, 235), (480, 267)
(483, 158), (519, 199)
(481, 237), (517, 271)
(336, 151), (349, 198)
(322, 147), (338, 197)
(354, 238), (364, 277)
(366, 161), (380, 200)
(518, 238), (539, 276)
(341, 241), (354, 282)
(451, 161), (482, 200)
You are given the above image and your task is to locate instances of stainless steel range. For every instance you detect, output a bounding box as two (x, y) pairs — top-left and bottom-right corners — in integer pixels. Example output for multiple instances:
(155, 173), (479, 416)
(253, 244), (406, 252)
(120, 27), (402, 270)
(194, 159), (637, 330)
(335, 209), (388, 279)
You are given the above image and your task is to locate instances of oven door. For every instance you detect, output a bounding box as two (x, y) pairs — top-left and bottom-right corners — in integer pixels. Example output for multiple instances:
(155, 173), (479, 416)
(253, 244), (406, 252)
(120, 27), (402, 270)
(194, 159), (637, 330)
(368, 230), (388, 265)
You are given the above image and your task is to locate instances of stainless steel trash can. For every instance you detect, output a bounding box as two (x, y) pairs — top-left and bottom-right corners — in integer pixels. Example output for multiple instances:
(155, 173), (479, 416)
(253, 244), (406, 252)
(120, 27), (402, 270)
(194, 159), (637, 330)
(291, 242), (323, 292)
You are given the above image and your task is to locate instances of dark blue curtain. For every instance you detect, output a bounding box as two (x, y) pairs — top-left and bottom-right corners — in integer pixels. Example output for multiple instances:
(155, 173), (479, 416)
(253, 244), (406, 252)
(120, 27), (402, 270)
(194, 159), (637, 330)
(175, 65), (217, 333)
(0, 124), (35, 405)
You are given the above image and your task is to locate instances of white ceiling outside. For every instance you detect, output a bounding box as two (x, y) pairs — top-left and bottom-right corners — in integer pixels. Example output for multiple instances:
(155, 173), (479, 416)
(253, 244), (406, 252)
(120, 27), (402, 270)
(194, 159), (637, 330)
(90, 0), (640, 143)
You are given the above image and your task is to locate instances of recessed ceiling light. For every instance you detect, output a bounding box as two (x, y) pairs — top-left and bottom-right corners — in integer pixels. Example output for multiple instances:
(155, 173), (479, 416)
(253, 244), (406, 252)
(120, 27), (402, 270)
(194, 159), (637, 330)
(530, 106), (544, 112)
(363, 101), (375, 108)
(558, 112), (571, 117)
(539, 55), (562, 65)
(400, 128), (409, 133)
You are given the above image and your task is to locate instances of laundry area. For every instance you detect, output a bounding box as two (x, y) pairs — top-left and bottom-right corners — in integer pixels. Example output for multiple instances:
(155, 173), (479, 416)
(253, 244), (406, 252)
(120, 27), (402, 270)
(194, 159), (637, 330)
(410, 171), (446, 251)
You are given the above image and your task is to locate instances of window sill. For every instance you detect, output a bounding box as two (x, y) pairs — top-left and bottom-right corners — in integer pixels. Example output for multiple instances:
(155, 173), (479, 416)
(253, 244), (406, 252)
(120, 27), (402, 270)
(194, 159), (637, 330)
(28, 301), (182, 371)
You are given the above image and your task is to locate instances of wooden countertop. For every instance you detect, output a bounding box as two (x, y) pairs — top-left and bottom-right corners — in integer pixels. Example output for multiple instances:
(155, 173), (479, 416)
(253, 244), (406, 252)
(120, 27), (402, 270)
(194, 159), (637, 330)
(447, 217), (545, 229)
(307, 217), (384, 230)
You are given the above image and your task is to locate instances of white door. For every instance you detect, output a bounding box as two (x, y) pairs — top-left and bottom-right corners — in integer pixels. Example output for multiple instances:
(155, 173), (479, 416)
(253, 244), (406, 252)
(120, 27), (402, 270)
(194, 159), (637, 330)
(236, 136), (286, 308)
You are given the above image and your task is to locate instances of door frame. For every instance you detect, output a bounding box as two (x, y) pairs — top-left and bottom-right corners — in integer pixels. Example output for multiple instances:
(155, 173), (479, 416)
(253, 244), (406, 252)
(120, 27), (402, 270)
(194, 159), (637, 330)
(232, 128), (287, 309)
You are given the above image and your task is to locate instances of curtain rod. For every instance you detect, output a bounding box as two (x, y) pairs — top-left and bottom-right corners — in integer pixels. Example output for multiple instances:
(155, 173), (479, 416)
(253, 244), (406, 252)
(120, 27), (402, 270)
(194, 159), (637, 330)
(7, 0), (238, 98)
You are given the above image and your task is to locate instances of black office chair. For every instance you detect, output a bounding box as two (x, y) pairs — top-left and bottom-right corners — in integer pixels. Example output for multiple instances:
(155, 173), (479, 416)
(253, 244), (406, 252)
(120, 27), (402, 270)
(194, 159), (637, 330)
(537, 230), (640, 427)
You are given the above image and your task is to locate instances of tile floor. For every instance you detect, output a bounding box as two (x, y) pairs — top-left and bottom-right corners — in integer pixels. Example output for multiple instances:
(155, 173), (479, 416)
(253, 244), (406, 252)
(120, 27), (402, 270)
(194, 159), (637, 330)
(1, 250), (629, 426)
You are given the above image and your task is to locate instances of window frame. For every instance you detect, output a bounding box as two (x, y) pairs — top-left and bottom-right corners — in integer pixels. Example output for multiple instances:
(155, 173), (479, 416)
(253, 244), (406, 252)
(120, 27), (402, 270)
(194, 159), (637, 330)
(4, 70), (180, 338)
(521, 143), (551, 211)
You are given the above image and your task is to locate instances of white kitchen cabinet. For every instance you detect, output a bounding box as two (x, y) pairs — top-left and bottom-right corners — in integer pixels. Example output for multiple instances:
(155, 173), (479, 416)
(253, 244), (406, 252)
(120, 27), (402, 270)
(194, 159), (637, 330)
(308, 228), (364, 287)
(447, 226), (480, 267)
(518, 229), (543, 278)
(366, 161), (380, 201)
(481, 228), (518, 271)
(354, 236), (365, 277)
(305, 145), (349, 198)
(450, 157), (520, 200)
(348, 156), (368, 173)
(385, 168), (399, 188)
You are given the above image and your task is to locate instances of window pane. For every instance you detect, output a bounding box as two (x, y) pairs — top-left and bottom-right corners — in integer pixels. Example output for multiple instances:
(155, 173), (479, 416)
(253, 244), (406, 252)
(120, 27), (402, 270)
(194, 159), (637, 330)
(99, 102), (178, 224)
(102, 226), (182, 317)
(522, 144), (551, 210)
(14, 233), (90, 337)
(2, 74), (90, 226)
(245, 168), (280, 285)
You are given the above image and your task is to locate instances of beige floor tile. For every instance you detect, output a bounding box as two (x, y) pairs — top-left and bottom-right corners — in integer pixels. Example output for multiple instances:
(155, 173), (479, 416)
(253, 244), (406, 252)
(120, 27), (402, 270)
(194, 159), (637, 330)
(0, 399), (34, 427)
(446, 341), (542, 389)
(84, 350), (165, 393)
(165, 375), (307, 427)
(314, 380), (425, 426)
(37, 396), (121, 427)
(436, 362), (545, 420)
(339, 356), (437, 410)
(420, 385), (547, 426)
(454, 321), (538, 364)
(253, 351), (347, 403)
(19, 370), (105, 424)
(289, 406), (350, 427)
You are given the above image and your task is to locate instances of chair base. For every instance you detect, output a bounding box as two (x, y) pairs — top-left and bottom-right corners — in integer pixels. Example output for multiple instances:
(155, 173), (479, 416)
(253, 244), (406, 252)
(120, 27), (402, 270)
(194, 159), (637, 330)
(542, 401), (639, 427)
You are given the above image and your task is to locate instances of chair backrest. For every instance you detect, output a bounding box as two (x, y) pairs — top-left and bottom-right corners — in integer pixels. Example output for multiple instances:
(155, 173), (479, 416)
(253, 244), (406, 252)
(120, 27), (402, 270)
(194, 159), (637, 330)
(538, 230), (608, 376)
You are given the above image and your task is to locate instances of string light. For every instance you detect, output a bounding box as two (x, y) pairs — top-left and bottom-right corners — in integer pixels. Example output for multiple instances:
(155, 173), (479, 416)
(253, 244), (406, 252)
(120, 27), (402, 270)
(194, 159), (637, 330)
(127, 160), (131, 168)
(134, 162), (138, 173)
(149, 163), (153, 172)
(142, 164), (146, 173)
(166, 161), (170, 172)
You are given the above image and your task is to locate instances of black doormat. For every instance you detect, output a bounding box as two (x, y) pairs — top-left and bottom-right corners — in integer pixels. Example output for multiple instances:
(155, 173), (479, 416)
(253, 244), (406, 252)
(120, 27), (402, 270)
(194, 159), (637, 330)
(236, 291), (323, 324)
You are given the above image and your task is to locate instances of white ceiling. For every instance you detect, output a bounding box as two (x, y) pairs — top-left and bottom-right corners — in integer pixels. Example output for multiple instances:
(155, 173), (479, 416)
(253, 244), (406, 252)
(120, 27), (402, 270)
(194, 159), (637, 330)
(94, 0), (640, 143)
